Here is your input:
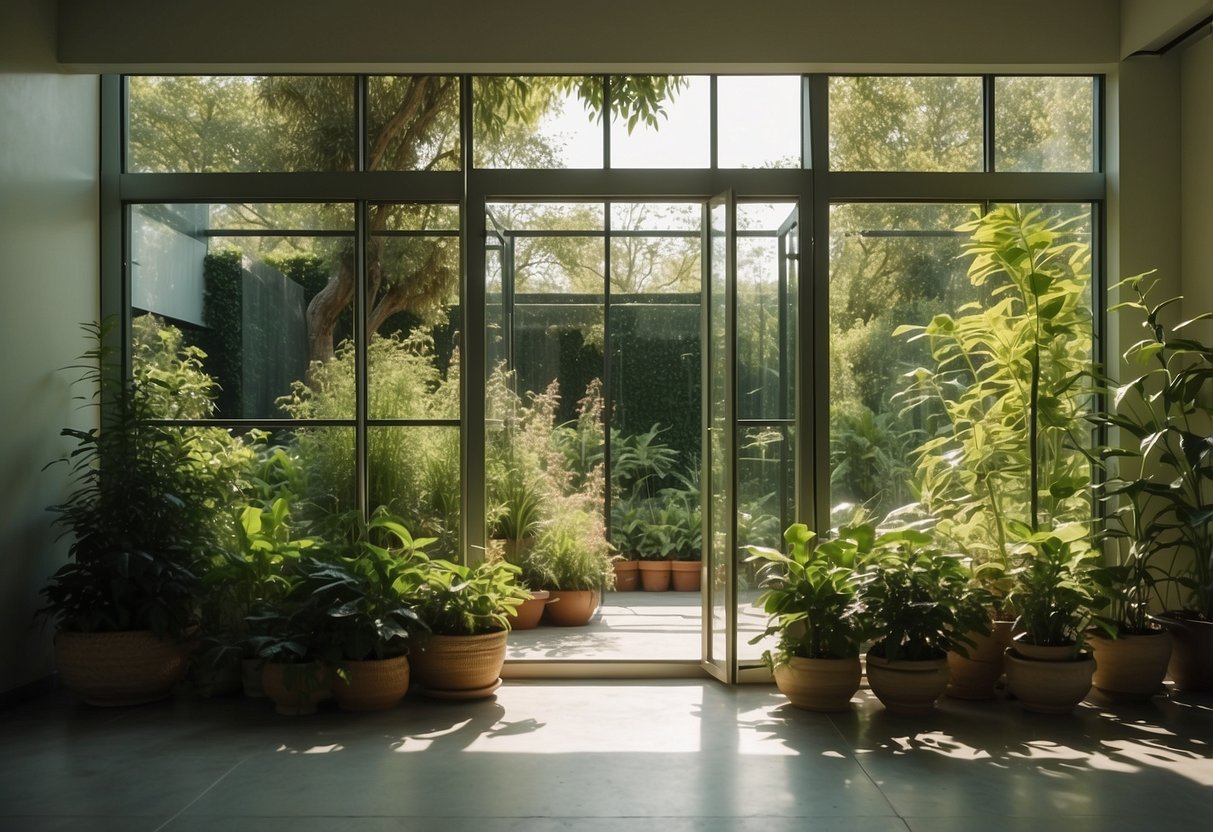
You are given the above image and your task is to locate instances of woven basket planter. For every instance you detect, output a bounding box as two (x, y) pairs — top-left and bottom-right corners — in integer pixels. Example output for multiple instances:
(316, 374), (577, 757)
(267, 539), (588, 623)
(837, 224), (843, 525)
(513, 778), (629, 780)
(410, 630), (508, 699)
(54, 630), (188, 707)
(333, 655), (411, 712)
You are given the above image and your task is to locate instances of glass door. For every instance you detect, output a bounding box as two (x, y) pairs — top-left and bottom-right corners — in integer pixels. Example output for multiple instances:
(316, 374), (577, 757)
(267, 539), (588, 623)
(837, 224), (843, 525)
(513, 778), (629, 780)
(703, 191), (737, 682)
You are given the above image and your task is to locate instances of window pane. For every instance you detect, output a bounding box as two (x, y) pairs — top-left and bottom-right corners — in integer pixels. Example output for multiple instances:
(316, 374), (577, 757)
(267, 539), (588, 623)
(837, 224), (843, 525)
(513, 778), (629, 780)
(828, 203), (978, 521)
(473, 76), (604, 169)
(996, 77), (1095, 172)
(130, 203), (354, 420)
(829, 76), (983, 172)
(717, 76), (801, 168)
(737, 203), (797, 421)
(368, 204), (460, 420)
(127, 76), (355, 173)
(368, 76), (460, 171)
(611, 76), (709, 168)
(370, 427), (461, 559)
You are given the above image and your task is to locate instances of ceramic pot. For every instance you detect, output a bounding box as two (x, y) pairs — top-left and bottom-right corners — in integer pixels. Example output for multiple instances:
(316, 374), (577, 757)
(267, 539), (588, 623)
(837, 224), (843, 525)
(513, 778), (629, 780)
(613, 560), (640, 592)
(333, 655), (411, 711)
(670, 560), (702, 592)
(261, 661), (331, 716)
(865, 652), (950, 715)
(410, 630), (508, 699)
(1003, 648), (1095, 713)
(544, 589), (601, 626)
(946, 620), (1014, 700)
(1011, 634), (1079, 662)
(774, 656), (862, 712)
(638, 560), (672, 592)
(512, 589), (551, 630)
(1088, 629), (1172, 701)
(241, 657), (266, 698)
(1153, 613), (1213, 692)
(54, 630), (188, 707)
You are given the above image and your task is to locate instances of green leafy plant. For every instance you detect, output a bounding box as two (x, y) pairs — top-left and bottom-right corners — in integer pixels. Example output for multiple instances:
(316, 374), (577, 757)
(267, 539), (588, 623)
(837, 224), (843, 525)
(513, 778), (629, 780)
(414, 558), (529, 635)
(1095, 272), (1213, 622)
(860, 525), (992, 662)
(746, 523), (870, 664)
(533, 510), (615, 591)
(1005, 521), (1108, 649)
(895, 204), (1097, 595)
(307, 510), (432, 662)
(40, 321), (237, 636)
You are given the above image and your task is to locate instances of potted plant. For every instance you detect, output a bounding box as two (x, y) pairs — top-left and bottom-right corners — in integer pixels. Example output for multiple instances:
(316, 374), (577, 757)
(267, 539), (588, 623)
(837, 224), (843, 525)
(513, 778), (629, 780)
(246, 574), (331, 716)
(860, 525), (992, 715)
(534, 510), (615, 627)
(309, 510), (431, 711)
(895, 205), (1099, 701)
(1002, 523), (1107, 713)
(664, 469), (703, 592)
(609, 494), (644, 591)
(746, 523), (870, 712)
(409, 556), (529, 699)
(199, 494), (316, 697)
(40, 323), (231, 706)
(609, 425), (678, 592)
(1096, 273), (1213, 692)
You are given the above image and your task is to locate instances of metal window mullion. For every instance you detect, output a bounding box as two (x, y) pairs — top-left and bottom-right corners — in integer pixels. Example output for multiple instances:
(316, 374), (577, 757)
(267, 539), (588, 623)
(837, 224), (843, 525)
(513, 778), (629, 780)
(603, 76), (611, 170)
(984, 75), (997, 173)
(602, 201), (613, 534)
(354, 76), (370, 520)
(806, 75), (830, 534)
(463, 75), (488, 564)
(709, 76), (719, 169)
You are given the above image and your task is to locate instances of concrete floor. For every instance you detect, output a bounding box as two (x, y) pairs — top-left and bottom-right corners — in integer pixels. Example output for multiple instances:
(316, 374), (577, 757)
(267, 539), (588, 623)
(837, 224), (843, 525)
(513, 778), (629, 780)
(507, 590), (773, 663)
(1, 680), (1210, 831)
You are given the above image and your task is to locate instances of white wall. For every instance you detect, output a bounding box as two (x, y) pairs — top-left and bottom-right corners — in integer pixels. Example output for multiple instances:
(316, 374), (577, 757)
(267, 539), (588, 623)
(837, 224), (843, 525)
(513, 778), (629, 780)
(0, 0), (98, 694)
(1122, 0), (1212, 55)
(57, 0), (1120, 70)
(1181, 33), (1213, 336)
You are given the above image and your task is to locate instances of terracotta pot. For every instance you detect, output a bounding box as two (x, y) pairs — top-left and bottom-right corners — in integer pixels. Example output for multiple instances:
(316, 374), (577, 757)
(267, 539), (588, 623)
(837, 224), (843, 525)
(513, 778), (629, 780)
(638, 560), (672, 591)
(333, 655), (411, 712)
(54, 630), (188, 707)
(946, 620), (1013, 700)
(1011, 634), (1079, 662)
(1088, 629), (1172, 701)
(865, 652), (951, 715)
(410, 630), (508, 698)
(544, 589), (601, 626)
(774, 656), (862, 712)
(511, 589), (551, 630)
(670, 560), (702, 592)
(1153, 613), (1213, 692)
(261, 661), (331, 716)
(1003, 648), (1095, 713)
(612, 560), (640, 592)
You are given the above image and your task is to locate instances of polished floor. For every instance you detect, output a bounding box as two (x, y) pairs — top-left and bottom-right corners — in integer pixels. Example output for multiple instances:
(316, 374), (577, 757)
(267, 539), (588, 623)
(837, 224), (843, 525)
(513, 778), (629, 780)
(506, 590), (772, 662)
(1, 679), (1210, 832)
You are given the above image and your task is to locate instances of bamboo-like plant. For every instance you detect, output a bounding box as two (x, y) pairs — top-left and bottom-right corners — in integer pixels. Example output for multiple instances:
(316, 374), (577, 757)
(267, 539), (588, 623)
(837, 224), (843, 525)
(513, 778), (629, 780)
(895, 205), (1098, 593)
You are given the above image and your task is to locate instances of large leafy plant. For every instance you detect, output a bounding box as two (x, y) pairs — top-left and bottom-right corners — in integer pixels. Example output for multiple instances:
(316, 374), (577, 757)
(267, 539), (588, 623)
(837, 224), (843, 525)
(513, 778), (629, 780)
(414, 558), (529, 636)
(746, 523), (870, 663)
(1097, 273), (1213, 622)
(860, 526), (993, 662)
(1006, 522), (1108, 648)
(41, 321), (238, 636)
(896, 205), (1097, 590)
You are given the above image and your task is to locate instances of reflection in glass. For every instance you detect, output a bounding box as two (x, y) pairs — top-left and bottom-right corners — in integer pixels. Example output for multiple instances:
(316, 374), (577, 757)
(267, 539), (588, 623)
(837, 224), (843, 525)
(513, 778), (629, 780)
(828, 203), (977, 521)
(474, 76), (604, 169)
(611, 76), (709, 169)
(130, 202), (354, 420)
(368, 76), (460, 171)
(370, 427), (461, 558)
(367, 205), (461, 420)
(717, 76), (801, 169)
(127, 76), (355, 173)
(995, 77), (1094, 172)
(829, 76), (983, 172)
